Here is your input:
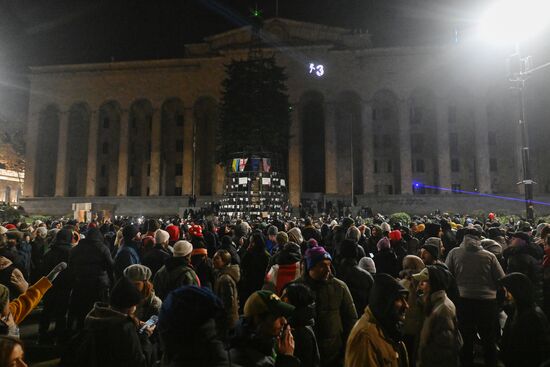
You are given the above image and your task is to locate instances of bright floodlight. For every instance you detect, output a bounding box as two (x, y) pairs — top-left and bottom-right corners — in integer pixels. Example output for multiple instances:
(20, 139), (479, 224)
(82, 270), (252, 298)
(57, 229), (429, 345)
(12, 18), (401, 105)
(478, 0), (550, 43)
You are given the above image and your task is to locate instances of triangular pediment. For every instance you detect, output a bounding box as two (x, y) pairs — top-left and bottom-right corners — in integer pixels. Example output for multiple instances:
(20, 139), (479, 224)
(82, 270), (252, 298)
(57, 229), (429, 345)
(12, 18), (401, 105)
(185, 17), (371, 55)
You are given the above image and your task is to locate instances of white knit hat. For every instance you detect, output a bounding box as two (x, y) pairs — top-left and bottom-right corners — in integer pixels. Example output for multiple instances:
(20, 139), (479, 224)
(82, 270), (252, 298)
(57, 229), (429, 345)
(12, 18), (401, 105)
(36, 227), (48, 239)
(154, 229), (170, 245)
(0, 226), (7, 235)
(173, 240), (193, 257)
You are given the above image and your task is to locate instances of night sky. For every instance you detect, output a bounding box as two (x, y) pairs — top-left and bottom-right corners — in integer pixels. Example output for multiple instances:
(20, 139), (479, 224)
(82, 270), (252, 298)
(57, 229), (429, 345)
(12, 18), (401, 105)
(0, 0), (484, 67)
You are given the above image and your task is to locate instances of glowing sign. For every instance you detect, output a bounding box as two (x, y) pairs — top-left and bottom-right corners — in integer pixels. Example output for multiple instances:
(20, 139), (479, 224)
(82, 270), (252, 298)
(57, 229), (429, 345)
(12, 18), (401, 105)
(309, 63), (325, 77)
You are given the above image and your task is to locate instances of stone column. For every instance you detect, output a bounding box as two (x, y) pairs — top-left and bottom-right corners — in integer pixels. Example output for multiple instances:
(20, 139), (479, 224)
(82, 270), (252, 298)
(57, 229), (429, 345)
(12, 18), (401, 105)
(54, 110), (70, 196)
(362, 103), (375, 194)
(474, 100), (492, 193)
(116, 109), (130, 196)
(149, 108), (161, 196)
(436, 99), (452, 192)
(398, 98), (413, 194)
(324, 102), (338, 194)
(183, 107), (194, 195)
(85, 111), (99, 196)
(288, 105), (301, 207)
(23, 101), (41, 197)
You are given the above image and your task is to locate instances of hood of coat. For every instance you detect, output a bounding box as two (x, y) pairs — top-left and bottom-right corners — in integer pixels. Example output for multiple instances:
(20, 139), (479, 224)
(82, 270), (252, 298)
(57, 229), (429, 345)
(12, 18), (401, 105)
(217, 264), (241, 283)
(500, 272), (535, 311)
(461, 235), (482, 252)
(84, 302), (133, 331)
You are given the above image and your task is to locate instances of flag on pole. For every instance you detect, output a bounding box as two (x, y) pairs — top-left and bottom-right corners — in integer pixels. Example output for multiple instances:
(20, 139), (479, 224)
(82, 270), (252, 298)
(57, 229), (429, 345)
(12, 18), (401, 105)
(231, 159), (238, 172)
(239, 158), (248, 172)
(262, 158), (271, 172)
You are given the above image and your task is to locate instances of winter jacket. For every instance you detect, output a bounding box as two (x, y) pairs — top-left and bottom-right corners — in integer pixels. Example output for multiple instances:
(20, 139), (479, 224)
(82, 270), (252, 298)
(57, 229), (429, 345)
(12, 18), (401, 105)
(264, 263), (301, 296)
(337, 258), (374, 314)
(296, 273), (358, 367)
(345, 307), (409, 367)
(10, 277), (52, 324)
(69, 228), (114, 289)
(41, 242), (73, 291)
(374, 248), (399, 278)
(82, 302), (152, 367)
(191, 254), (215, 289)
(203, 230), (219, 257)
(417, 290), (461, 367)
(153, 257), (200, 300)
(302, 226), (322, 243)
(504, 244), (544, 305)
(135, 293), (162, 322)
(114, 241), (141, 279)
(213, 265), (241, 332)
(445, 235), (505, 300)
(290, 307), (320, 367)
(142, 245), (171, 277)
(240, 248), (270, 303)
(229, 317), (300, 367)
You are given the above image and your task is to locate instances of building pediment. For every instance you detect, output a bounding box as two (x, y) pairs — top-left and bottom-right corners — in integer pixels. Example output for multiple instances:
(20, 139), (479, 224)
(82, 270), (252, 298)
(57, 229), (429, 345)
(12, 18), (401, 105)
(185, 17), (371, 56)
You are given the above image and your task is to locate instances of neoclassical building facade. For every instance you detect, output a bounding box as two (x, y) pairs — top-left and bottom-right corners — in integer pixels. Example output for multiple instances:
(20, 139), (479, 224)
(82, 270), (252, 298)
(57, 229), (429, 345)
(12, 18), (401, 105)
(22, 18), (550, 214)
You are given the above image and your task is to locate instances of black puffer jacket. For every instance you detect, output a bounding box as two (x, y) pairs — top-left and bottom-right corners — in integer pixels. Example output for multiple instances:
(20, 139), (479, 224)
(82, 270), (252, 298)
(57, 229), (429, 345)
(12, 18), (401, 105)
(69, 228), (114, 289)
(504, 245), (543, 306)
(337, 258), (374, 314)
(142, 245), (171, 277)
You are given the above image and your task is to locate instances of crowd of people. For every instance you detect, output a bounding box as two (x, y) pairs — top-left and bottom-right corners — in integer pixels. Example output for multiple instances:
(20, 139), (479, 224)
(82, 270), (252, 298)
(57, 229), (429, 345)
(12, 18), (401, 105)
(1, 211), (550, 366)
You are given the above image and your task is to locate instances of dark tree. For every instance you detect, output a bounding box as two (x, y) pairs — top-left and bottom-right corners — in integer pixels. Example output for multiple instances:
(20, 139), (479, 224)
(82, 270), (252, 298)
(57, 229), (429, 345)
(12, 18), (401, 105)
(216, 56), (291, 166)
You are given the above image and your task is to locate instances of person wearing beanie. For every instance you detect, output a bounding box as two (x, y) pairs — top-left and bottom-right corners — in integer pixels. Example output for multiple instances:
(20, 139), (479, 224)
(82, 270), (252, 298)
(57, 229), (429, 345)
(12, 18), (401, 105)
(68, 227), (115, 331)
(142, 230), (172, 278)
(420, 237), (442, 266)
(38, 229), (74, 343)
(141, 219), (160, 257)
(337, 239), (374, 315)
(503, 232), (543, 306)
(190, 243), (215, 289)
(445, 229), (505, 367)
(158, 286), (228, 366)
(153, 240), (199, 300)
(374, 236), (399, 278)
(358, 256), (377, 274)
(287, 227), (305, 254)
(212, 249), (241, 336)
(123, 264), (162, 322)
(499, 273), (550, 367)
(164, 223), (180, 246)
(230, 290), (299, 367)
(302, 217), (322, 245)
(114, 224), (142, 280)
(75, 277), (154, 367)
(296, 245), (357, 367)
(345, 273), (410, 367)
(264, 242), (302, 296)
(413, 266), (461, 367)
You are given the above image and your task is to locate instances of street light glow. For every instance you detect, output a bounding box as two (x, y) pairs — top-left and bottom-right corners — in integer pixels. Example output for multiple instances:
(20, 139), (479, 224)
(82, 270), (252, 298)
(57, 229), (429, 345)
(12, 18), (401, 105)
(478, 0), (550, 43)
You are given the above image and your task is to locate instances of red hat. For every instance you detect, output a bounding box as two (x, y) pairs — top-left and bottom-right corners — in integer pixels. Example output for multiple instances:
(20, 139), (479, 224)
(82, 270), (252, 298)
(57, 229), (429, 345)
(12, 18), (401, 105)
(488, 213), (496, 221)
(389, 230), (402, 242)
(166, 224), (180, 242)
(5, 224), (16, 230)
(189, 225), (203, 238)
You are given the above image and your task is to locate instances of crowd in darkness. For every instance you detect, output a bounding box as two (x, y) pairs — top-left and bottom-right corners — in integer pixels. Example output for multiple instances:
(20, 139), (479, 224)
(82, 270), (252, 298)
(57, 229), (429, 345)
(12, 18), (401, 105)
(1, 210), (550, 366)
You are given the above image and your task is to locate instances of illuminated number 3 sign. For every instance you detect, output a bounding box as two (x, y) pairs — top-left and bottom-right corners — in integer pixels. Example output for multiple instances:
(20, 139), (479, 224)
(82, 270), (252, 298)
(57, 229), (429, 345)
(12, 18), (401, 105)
(309, 63), (325, 77)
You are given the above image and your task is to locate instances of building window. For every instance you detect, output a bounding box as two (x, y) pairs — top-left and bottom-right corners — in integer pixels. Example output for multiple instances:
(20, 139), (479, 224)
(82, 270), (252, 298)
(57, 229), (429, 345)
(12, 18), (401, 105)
(451, 183), (461, 193)
(413, 184), (426, 194)
(374, 160), (379, 174)
(448, 106), (456, 124)
(102, 142), (109, 154)
(386, 160), (392, 173)
(488, 131), (497, 145)
(175, 163), (183, 176)
(411, 133), (424, 153)
(174, 187), (182, 196)
(451, 158), (460, 172)
(176, 114), (184, 126)
(147, 187), (150, 196)
(414, 159), (425, 173)
(103, 117), (109, 129)
(176, 139), (184, 152)
(490, 158), (498, 172)
(386, 185), (393, 195)
(99, 187), (108, 196)
(100, 165), (106, 177)
(449, 133), (459, 154)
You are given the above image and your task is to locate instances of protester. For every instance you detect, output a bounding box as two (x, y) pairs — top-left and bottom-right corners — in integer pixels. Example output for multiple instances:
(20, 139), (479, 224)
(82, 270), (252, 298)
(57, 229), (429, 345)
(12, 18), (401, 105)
(264, 242), (301, 295)
(336, 239), (373, 314)
(190, 244), (215, 289)
(345, 273), (409, 367)
(374, 236), (399, 277)
(142, 229), (172, 277)
(212, 249), (240, 334)
(153, 240), (199, 300)
(114, 224), (142, 279)
(239, 231), (270, 306)
(123, 264), (162, 321)
(0, 335), (27, 367)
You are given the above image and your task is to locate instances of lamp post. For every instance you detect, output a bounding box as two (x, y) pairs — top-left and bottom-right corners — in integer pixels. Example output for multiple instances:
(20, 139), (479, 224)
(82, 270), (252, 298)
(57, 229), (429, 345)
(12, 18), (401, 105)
(479, 0), (550, 221)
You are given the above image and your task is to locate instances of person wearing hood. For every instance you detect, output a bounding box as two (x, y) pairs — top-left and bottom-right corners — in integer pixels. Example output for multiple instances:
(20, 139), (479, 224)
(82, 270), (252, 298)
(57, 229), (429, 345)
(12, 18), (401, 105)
(445, 228), (505, 367)
(69, 227), (115, 330)
(38, 228), (74, 343)
(212, 249), (240, 337)
(158, 286), (228, 367)
(374, 236), (399, 278)
(142, 229), (172, 278)
(67, 277), (155, 367)
(336, 239), (374, 315)
(481, 238), (506, 270)
(153, 240), (199, 301)
(503, 232), (543, 306)
(281, 282), (320, 367)
(345, 273), (410, 367)
(500, 272), (550, 367)
(287, 227), (305, 255)
(229, 290), (299, 367)
(114, 224), (142, 280)
(219, 235), (240, 265)
(240, 232), (270, 308)
(264, 242), (301, 296)
(413, 266), (461, 367)
(296, 245), (357, 367)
